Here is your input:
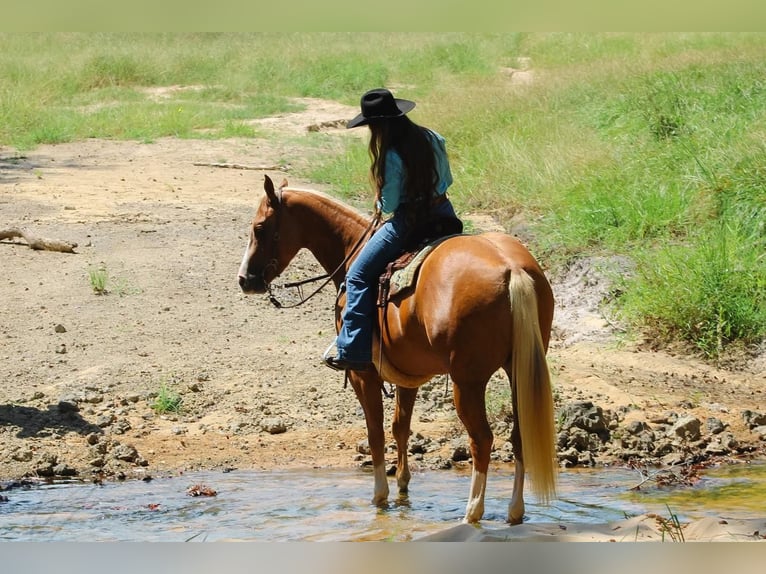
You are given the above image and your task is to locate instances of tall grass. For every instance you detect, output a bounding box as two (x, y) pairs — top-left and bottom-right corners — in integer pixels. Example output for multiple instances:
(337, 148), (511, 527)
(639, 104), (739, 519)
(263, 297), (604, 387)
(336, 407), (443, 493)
(2, 32), (764, 359)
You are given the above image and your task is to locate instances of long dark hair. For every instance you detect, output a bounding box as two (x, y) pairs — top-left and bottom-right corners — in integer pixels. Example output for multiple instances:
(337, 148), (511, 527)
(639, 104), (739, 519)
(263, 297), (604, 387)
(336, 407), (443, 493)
(368, 116), (439, 225)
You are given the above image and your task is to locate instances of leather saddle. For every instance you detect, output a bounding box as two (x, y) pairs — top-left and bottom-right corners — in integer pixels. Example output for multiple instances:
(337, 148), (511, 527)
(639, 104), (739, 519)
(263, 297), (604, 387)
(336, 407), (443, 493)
(377, 215), (463, 307)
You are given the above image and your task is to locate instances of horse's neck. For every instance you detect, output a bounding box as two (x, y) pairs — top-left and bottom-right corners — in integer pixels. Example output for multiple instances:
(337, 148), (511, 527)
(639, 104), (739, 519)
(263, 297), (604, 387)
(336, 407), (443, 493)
(288, 190), (368, 288)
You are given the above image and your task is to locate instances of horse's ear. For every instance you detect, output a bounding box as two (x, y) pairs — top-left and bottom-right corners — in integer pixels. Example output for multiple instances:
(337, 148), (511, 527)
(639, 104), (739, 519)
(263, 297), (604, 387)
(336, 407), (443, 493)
(263, 174), (279, 206)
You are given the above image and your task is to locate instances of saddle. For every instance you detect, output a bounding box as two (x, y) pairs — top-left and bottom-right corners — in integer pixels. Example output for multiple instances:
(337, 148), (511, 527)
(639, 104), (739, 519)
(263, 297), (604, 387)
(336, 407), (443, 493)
(377, 215), (463, 307)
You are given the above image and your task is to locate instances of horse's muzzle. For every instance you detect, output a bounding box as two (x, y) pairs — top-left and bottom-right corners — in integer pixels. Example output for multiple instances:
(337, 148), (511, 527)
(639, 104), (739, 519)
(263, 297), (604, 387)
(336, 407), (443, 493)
(238, 274), (267, 295)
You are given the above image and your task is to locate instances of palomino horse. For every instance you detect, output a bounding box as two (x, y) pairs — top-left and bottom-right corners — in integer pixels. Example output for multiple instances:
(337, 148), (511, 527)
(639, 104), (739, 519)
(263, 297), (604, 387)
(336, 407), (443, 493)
(238, 175), (557, 524)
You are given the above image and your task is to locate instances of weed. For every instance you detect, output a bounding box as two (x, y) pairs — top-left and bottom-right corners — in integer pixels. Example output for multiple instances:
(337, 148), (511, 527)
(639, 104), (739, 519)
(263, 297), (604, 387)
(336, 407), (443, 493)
(88, 265), (109, 295)
(654, 505), (686, 542)
(151, 380), (183, 414)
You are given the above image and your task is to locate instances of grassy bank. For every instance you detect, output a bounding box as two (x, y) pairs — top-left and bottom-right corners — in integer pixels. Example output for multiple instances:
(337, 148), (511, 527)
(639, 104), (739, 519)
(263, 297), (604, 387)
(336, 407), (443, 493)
(1, 32), (764, 359)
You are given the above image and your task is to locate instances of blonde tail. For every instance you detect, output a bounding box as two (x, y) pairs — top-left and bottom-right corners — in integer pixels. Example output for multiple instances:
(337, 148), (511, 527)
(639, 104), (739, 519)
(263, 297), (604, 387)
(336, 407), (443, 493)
(509, 271), (557, 503)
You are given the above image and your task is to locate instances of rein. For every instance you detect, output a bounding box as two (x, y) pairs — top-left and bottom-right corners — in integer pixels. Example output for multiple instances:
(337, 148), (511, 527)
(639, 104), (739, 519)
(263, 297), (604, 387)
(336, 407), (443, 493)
(266, 196), (381, 309)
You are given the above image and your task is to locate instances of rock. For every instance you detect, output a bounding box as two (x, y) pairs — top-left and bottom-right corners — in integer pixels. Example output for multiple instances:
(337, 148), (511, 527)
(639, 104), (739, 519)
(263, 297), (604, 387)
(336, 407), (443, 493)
(625, 420), (650, 435)
(356, 440), (370, 455)
(742, 410), (766, 430)
(53, 463), (78, 477)
(558, 447), (579, 466)
(451, 444), (470, 462)
(35, 453), (58, 477)
(111, 443), (139, 463)
(661, 452), (686, 466)
(577, 451), (595, 466)
(112, 419), (132, 435)
(649, 411), (677, 425)
(559, 401), (610, 438)
(96, 414), (116, 428)
(719, 431), (739, 449)
(652, 438), (675, 457)
(705, 440), (730, 455)
(11, 448), (33, 462)
(671, 416), (701, 441)
(54, 324), (67, 333)
(57, 400), (79, 414)
(705, 417), (725, 435)
(261, 418), (287, 434)
(80, 392), (104, 404)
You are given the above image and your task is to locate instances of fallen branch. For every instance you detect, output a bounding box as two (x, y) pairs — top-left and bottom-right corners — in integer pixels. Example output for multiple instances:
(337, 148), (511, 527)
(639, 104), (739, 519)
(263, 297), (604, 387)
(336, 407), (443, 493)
(0, 227), (78, 253)
(192, 162), (288, 171)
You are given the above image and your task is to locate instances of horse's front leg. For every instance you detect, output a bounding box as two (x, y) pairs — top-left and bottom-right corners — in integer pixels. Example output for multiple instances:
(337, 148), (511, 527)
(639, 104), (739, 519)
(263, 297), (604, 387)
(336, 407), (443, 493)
(349, 372), (389, 506)
(392, 386), (418, 494)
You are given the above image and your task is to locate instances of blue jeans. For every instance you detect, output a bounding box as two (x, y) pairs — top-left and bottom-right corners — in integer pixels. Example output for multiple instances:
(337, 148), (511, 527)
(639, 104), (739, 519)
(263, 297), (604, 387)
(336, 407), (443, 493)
(335, 198), (458, 361)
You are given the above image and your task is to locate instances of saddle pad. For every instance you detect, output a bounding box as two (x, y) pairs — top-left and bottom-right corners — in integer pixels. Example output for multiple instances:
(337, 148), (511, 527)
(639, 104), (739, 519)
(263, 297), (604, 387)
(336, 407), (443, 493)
(387, 234), (459, 299)
(388, 244), (435, 298)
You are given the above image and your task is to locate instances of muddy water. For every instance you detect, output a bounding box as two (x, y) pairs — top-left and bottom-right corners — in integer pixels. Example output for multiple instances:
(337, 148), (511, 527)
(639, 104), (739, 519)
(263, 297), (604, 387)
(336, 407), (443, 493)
(1, 464), (763, 541)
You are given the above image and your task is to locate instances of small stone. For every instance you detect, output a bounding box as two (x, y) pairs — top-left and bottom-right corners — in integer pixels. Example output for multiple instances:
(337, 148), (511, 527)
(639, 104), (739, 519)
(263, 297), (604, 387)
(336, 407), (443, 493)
(53, 463), (78, 477)
(625, 420), (649, 435)
(54, 324), (67, 333)
(451, 444), (470, 462)
(57, 400), (79, 414)
(705, 417), (725, 435)
(261, 418), (287, 435)
(12, 448), (33, 462)
(111, 443), (139, 463)
(671, 416), (701, 441)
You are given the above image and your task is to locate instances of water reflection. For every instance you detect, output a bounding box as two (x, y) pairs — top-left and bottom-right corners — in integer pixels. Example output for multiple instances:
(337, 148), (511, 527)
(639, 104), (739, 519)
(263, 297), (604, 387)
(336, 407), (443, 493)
(1, 464), (763, 541)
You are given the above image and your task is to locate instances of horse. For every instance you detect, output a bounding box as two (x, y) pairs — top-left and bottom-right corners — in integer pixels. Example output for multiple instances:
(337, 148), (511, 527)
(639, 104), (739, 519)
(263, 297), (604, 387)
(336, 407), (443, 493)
(238, 174), (557, 524)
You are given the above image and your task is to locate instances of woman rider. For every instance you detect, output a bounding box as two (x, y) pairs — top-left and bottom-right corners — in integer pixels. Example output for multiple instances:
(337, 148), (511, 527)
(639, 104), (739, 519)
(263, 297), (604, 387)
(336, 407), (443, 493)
(324, 88), (460, 372)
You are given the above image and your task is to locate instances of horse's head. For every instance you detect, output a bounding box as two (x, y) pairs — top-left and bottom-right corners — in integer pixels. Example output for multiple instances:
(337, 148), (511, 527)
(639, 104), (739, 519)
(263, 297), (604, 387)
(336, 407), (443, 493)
(238, 174), (296, 294)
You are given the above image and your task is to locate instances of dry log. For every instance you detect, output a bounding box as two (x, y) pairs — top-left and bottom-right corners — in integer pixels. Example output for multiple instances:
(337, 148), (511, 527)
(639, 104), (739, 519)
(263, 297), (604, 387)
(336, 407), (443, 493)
(0, 227), (78, 253)
(192, 162), (288, 171)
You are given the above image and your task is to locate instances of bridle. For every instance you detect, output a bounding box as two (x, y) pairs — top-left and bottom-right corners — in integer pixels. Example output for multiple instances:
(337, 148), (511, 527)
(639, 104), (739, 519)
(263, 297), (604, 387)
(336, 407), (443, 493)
(260, 187), (381, 309)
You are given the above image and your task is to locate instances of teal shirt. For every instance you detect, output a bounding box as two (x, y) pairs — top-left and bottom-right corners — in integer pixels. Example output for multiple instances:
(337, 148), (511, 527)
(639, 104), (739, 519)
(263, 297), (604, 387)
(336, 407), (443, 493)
(378, 129), (453, 215)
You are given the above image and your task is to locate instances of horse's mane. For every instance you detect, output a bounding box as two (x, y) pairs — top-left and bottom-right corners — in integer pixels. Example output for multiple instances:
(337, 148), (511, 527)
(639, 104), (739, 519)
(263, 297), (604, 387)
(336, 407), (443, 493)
(282, 186), (371, 226)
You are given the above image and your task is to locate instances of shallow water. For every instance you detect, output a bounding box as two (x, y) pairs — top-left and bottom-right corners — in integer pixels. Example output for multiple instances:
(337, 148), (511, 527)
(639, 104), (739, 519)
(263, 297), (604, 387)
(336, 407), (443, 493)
(1, 464), (764, 541)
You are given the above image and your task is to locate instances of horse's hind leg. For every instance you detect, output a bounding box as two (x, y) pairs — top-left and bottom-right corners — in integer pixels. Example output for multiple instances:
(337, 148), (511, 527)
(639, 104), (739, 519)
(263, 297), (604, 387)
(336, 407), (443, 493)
(452, 380), (492, 523)
(508, 373), (526, 524)
(392, 386), (418, 494)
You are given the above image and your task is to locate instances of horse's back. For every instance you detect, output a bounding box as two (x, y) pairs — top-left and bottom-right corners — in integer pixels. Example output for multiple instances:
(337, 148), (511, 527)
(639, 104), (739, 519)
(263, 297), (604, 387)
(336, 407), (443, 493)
(419, 232), (551, 304)
(381, 232), (552, 379)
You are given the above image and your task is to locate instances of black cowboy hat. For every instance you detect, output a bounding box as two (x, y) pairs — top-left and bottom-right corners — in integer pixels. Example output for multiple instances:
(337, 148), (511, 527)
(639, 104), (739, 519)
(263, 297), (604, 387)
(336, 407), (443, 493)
(346, 88), (416, 129)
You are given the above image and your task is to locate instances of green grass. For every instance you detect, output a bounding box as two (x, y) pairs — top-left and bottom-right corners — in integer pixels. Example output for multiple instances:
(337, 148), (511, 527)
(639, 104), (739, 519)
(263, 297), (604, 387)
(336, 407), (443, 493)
(87, 265), (109, 295)
(151, 379), (183, 415)
(3, 32), (765, 360)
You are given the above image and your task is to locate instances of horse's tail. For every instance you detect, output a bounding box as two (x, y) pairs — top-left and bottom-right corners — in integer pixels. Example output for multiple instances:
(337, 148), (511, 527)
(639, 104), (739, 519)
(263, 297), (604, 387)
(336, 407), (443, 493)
(508, 270), (557, 504)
